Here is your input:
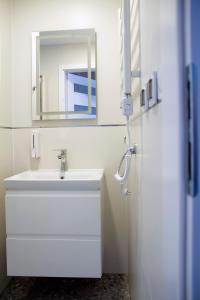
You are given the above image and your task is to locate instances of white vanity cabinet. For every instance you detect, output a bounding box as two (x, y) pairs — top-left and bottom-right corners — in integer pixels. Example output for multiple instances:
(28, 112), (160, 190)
(5, 169), (103, 278)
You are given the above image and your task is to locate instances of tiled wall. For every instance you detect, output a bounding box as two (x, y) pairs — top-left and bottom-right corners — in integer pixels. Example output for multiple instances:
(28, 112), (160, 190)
(12, 126), (128, 273)
(8, 0), (129, 274)
(11, 0), (123, 127)
(0, 0), (13, 291)
(0, 0), (12, 127)
(128, 1), (185, 299)
(0, 130), (12, 291)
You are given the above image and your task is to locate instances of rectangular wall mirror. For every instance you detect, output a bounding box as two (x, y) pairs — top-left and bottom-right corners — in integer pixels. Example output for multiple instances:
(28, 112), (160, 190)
(32, 29), (97, 121)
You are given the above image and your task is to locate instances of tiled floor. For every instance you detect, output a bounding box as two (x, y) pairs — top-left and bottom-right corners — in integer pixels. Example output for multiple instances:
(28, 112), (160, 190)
(0, 274), (130, 300)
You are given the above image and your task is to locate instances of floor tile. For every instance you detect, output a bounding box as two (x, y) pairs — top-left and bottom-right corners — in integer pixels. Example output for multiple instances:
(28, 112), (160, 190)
(0, 274), (130, 300)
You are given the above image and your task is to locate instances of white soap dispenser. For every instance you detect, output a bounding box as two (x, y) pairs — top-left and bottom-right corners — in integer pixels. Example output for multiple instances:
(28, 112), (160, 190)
(31, 130), (40, 159)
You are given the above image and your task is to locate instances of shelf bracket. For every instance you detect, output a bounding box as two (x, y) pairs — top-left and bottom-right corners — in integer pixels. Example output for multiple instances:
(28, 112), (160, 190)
(131, 70), (141, 78)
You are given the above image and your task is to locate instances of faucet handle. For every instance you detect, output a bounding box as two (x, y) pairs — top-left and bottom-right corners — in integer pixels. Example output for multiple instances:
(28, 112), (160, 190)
(53, 149), (67, 154)
(54, 149), (67, 160)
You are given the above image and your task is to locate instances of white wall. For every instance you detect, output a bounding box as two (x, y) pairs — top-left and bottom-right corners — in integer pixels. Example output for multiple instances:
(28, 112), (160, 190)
(128, 0), (185, 299)
(0, 0), (13, 291)
(10, 0), (129, 274)
(12, 126), (128, 273)
(0, 0), (187, 291)
(11, 0), (123, 127)
(0, 130), (12, 291)
(0, 0), (12, 127)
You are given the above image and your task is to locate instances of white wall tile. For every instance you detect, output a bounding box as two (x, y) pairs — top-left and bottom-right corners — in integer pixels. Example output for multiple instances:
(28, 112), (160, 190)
(0, 0), (12, 126)
(9, 0), (129, 274)
(0, 129), (12, 290)
(0, 0), (13, 290)
(128, 0), (185, 299)
(12, 126), (128, 273)
(11, 0), (123, 127)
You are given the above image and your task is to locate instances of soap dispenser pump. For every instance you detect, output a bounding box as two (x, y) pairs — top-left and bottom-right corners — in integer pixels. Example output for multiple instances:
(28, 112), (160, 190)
(31, 130), (40, 159)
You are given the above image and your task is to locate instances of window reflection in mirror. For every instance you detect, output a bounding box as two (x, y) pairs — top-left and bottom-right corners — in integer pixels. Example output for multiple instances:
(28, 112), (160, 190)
(59, 67), (96, 119)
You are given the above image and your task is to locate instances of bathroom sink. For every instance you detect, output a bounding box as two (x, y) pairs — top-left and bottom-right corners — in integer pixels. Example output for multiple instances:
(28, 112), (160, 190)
(4, 169), (104, 191)
(5, 169), (104, 277)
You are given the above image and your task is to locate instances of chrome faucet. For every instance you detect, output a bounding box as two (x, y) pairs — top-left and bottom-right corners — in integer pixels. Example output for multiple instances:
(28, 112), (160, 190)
(57, 149), (67, 179)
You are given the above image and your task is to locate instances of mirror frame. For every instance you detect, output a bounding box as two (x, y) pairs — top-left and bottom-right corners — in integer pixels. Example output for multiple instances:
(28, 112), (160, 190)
(32, 29), (96, 121)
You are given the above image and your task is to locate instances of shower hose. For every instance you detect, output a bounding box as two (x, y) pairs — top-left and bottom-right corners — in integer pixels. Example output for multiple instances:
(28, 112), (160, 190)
(114, 116), (136, 195)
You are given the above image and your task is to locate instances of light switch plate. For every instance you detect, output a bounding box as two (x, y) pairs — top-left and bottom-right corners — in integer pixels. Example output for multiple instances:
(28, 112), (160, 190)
(147, 72), (158, 108)
(140, 88), (148, 112)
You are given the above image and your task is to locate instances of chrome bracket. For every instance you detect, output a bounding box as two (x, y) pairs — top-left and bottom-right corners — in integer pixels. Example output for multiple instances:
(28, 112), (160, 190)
(131, 70), (141, 78)
(129, 145), (137, 155)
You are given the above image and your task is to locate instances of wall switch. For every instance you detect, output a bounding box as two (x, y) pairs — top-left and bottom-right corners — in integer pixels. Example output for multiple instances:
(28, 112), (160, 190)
(146, 72), (158, 108)
(140, 88), (148, 112)
(140, 89), (145, 107)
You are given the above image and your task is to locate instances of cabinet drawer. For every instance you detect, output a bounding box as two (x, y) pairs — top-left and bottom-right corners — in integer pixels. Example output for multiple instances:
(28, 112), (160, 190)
(7, 238), (102, 278)
(6, 191), (101, 236)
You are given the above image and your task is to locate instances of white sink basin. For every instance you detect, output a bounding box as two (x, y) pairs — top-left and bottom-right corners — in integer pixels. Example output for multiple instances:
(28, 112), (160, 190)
(5, 169), (104, 190)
